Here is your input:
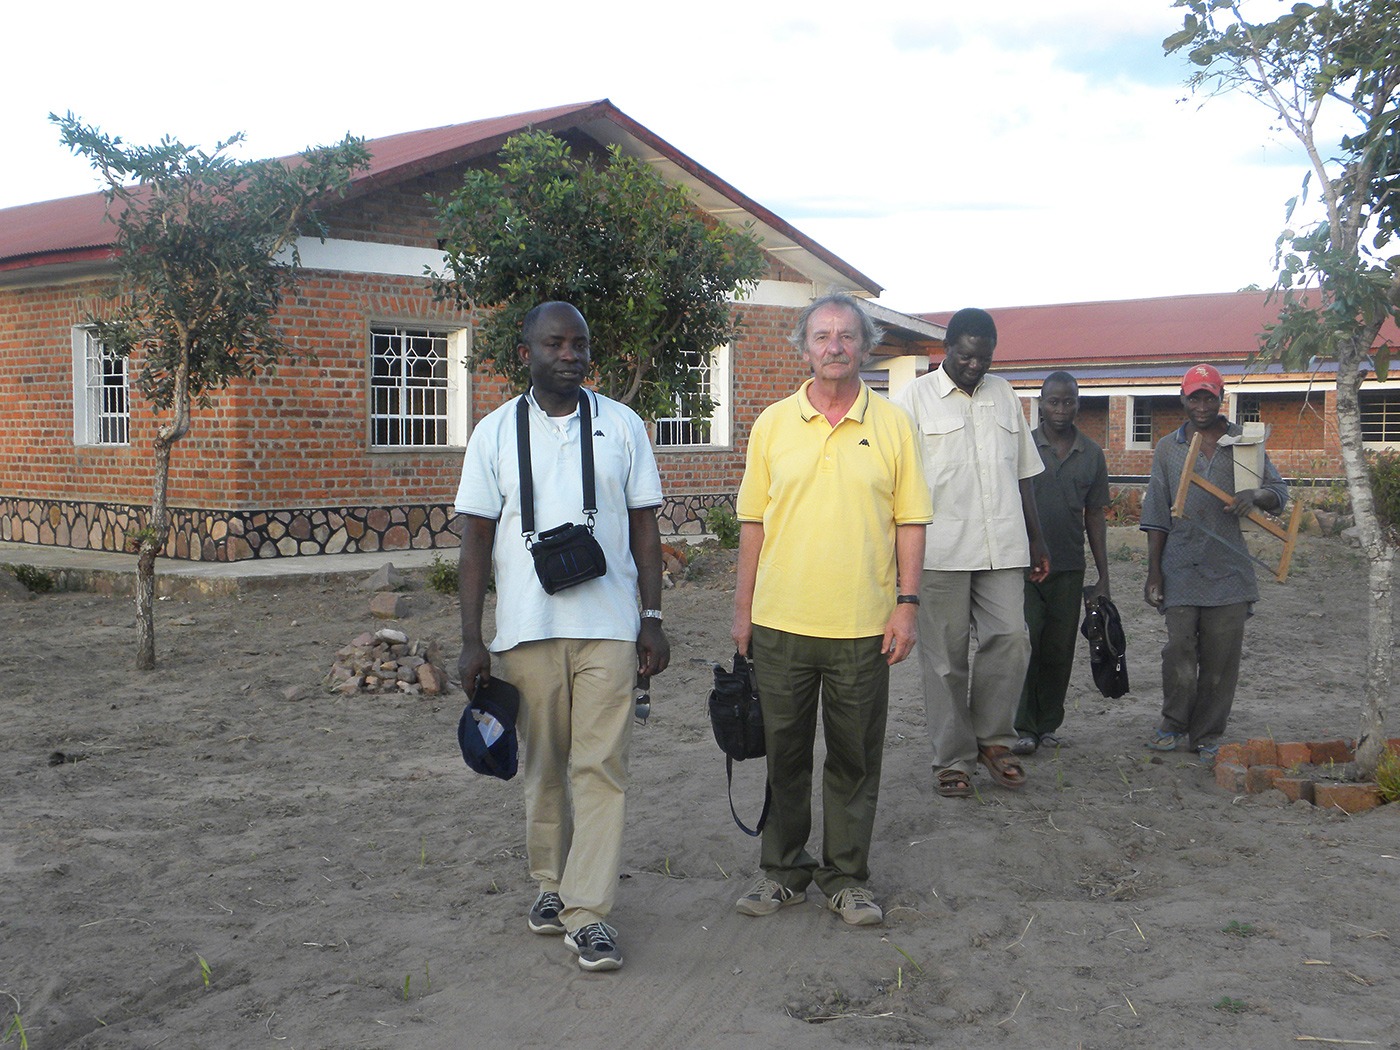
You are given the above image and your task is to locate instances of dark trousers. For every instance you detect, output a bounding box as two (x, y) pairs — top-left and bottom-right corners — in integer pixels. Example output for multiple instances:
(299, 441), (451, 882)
(750, 625), (889, 898)
(1159, 603), (1249, 750)
(1016, 569), (1085, 738)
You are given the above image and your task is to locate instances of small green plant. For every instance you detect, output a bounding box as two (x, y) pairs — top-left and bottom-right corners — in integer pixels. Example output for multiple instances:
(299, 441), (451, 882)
(427, 554), (457, 595)
(1222, 920), (1257, 937)
(402, 974), (411, 1000)
(7, 564), (54, 593)
(703, 506), (740, 549)
(1214, 996), (1248, 1013)
(3, 1015), (26, 1050)
(197, 955), (212, 989)
(1366, 450), (1400, 541)
(1375, 748), (1400, 803)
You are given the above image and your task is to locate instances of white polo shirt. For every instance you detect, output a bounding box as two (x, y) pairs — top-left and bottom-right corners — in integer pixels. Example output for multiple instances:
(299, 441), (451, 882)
(455, 389), (662, 652)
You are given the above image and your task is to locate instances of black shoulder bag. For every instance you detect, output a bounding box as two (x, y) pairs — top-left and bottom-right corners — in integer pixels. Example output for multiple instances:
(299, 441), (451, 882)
(517, 392), (608, 595)
(708, 652), (772, 836)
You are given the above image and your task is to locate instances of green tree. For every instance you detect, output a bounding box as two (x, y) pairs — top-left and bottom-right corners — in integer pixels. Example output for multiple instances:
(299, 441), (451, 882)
(1165, 0), (1399, 776)
(430, 130), (766, 422)
(53, 113), (371, 669)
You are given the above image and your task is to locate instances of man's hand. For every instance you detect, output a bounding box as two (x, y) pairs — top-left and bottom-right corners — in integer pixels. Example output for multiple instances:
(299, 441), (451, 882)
(1229, 488), (1267, 517)
(1028, 540), (1051, 584)
(1088, 576), (1110, 602)
(458, 640), (490, 699)
(1144, 569), (1165, 609)
(637, 619), (670, 678)
(731, 611), (753, 659)
(881, 603), (918, 665)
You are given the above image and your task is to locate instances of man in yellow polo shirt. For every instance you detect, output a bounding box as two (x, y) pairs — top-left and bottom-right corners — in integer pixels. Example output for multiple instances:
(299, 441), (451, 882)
(731, 293), (931, 927)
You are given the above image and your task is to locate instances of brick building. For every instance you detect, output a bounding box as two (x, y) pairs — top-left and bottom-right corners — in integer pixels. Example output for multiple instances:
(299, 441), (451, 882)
(921, 291), (1400, 483)
(0, 100), (940, 560)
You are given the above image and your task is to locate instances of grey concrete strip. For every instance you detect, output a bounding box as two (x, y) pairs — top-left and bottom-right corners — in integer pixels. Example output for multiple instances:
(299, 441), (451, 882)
(0, 540), (451, 596)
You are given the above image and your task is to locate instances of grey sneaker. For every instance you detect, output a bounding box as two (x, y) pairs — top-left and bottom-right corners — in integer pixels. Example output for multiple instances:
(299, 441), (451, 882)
(827, 886), (883, 926)
(1011, 735), (1038, 755)
(735, 876), (806, 916)
(565, 922), (622, 971)
(528, 890), (565, 935)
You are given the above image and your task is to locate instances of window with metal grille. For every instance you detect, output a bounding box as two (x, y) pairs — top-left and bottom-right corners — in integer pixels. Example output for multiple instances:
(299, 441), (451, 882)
(1236, 394), (1262, 423)
(1361, 389), (1400, 443)
(1130, 397), (1153, 445)
(371, 326), (450, 447)
(72, 327), (129, 445)
(655, 346), (730, 448)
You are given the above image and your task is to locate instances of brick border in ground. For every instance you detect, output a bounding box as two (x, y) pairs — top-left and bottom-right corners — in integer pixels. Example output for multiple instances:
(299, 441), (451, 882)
(1211, 737), (1400, 813)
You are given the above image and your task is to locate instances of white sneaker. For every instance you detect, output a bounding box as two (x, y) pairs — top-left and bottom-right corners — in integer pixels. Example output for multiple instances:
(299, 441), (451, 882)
(826, 886), (883, 926)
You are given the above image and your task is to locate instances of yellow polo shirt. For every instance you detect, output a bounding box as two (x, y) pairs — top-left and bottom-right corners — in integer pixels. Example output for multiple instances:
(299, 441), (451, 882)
(737, 380), (932, 638)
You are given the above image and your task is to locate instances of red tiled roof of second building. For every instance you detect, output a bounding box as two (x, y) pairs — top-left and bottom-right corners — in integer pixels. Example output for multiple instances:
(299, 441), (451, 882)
(921, 290), (1397, 367)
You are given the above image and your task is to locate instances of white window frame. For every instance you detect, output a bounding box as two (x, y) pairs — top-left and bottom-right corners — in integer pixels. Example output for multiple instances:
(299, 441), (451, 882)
(1126, 395), (1155, 450)
(655, 345), (731, 449)
(71, 326), (130, 446)
(369, 324), (470, 450)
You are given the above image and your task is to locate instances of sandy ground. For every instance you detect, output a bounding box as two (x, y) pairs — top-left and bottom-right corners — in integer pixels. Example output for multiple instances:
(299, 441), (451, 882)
(2, 528), (1398, 1050)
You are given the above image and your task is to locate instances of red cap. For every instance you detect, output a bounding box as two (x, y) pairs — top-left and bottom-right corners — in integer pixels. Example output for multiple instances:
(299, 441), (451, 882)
(1181, 364), (1224, 397)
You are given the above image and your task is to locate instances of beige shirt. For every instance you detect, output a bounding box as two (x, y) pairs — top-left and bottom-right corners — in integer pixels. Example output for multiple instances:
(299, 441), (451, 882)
(895, 366), (1042, 571)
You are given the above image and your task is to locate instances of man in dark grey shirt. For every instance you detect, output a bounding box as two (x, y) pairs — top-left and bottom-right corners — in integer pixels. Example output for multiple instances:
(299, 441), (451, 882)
(1140, 364), (1288, 762)
(1013, 372), (1110, 755)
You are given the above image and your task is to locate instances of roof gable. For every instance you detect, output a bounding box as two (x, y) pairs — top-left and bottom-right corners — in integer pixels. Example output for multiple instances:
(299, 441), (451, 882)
(0, 99), (880, 294)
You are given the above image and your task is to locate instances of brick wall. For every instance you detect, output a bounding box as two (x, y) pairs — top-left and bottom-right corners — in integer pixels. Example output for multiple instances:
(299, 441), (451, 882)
(0, 264), (810, 558)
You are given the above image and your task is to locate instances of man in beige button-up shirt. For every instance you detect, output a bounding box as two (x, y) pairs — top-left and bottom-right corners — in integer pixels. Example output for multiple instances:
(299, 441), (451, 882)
(895, 307), (1049, 799)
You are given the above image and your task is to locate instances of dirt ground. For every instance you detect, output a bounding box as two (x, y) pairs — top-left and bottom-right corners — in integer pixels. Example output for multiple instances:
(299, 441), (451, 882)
(2, 528), (1397, 1050)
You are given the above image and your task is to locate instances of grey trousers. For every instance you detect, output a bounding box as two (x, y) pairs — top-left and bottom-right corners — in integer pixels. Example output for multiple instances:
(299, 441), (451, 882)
(1159, 603), (1249, 750)
(917, 568), (1030, 774)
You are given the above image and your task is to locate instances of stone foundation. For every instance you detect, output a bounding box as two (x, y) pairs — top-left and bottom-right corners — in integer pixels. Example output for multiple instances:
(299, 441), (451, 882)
(1, 493), (737, 561)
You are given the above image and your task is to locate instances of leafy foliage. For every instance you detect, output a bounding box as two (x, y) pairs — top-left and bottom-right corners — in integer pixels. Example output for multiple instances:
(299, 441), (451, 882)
(53, 113), (372, 412)
(1365, 449), (1400, 540)
(703, 505), (740, 549)
(431, 130), (766, 421)
(1166, 1), (1400, 377)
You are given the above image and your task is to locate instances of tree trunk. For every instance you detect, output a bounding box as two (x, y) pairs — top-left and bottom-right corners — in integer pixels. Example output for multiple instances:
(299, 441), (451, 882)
(1333, 340), (1393, 778)
(135, 432), (175, 670)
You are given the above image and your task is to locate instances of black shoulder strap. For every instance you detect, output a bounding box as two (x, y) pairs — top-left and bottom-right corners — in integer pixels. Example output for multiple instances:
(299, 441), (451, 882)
(516, 391), (597, 540)
(727, 758), (772, 837)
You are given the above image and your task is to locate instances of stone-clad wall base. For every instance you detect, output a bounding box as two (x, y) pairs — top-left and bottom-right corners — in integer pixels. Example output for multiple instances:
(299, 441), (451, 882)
(1, 497), (460, 562)
(2, 493), (738, 561)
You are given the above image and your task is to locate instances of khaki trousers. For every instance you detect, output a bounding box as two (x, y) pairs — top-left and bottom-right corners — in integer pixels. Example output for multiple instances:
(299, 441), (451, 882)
(496, 637), (636, 931)
(917, 568), (1029, 774)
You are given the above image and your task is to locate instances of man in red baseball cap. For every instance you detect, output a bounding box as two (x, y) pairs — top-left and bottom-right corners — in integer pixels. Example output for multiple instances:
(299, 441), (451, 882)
(1138, 363), (1288, 763)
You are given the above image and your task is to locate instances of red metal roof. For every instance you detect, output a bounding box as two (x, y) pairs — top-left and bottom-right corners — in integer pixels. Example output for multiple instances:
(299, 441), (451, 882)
(920, 290), (1399, 366)
(0, 99), (879, 292)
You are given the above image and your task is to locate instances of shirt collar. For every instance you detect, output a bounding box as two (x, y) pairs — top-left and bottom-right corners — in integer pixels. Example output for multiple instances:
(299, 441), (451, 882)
(1173, 416), (1239, 443)
(930, 364), (978, 399)
(797, 378), (871, 424)
(1034, 424), (1088, 455)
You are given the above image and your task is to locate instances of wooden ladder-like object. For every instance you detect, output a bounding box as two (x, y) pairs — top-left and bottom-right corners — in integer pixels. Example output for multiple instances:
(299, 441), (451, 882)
(1170, 431), (1305, 583)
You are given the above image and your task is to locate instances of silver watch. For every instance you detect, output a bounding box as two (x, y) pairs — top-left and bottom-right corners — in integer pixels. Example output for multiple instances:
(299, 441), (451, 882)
(640, 609), (663, 621)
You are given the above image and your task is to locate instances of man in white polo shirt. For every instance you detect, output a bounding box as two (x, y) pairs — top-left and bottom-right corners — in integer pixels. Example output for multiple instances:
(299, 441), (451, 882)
(456, 301), (669, 972)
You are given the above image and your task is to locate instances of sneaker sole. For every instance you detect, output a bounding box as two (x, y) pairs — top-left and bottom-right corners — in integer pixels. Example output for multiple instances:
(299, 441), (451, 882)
(528, 918), (566, 935)
(735, 889), (806, 917)
(564, 935), (622, 971)
(828, 901), (883, 926)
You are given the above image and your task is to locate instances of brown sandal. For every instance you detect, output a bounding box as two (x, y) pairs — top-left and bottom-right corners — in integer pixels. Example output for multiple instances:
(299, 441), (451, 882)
(977, 746), (1027, 789)
(936, 767), (973, 798)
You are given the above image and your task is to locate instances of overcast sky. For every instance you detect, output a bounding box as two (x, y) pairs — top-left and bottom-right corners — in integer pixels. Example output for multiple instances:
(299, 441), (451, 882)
(4, 0), (1332, 314)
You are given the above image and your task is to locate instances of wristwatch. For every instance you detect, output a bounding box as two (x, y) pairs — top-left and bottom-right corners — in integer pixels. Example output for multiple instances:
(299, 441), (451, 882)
(641, 609), (664, 621)
(896, 594), (920, 606)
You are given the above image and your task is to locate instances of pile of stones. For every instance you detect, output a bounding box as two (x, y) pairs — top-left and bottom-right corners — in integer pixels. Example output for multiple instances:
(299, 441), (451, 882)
(326, 628), (450, 697)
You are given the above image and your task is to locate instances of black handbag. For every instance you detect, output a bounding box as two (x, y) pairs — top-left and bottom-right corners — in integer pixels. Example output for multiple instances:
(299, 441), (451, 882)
(1081, 594), (1129, 699)
(708, 652), (771, 836)
(516, 393), (607, 595)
